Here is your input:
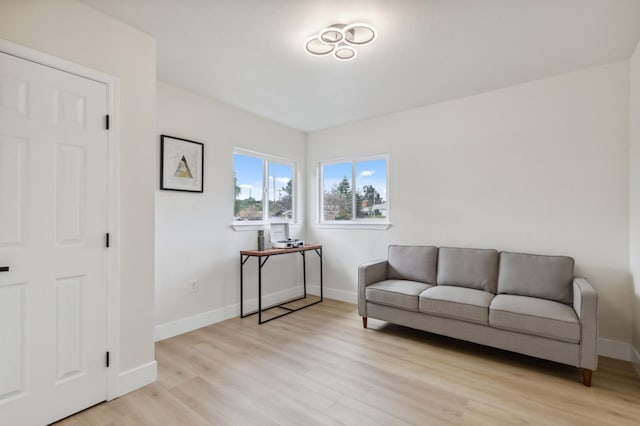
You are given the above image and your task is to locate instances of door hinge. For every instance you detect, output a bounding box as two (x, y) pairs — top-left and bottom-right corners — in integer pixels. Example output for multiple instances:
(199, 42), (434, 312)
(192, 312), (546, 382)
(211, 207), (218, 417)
(105, 114), (110, 130)
(106, 351), (110, 368)
(105, 233), (110, 248)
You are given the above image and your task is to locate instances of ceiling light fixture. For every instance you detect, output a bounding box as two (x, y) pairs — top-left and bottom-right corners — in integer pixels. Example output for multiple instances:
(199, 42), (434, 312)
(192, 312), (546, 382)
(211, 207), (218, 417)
(304, 23), (376, 61)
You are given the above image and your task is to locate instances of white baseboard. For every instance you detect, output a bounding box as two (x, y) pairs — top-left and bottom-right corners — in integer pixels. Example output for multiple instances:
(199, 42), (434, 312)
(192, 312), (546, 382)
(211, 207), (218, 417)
(116, 360), (157, 397)
(632, 345), (640, 377)
(155, 304), (237, 341)
(307, 284), (357, 304)
(154, 286), (305, 341)
(598, 338), (631, 361)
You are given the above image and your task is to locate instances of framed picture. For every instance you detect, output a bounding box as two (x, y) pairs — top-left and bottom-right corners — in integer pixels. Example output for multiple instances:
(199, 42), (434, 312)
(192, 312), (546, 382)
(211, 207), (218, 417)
(160, 135), (204, 192)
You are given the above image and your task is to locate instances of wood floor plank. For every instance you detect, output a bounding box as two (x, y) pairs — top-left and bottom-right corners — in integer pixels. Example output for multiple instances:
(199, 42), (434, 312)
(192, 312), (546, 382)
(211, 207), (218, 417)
(55, 299), (640, 425)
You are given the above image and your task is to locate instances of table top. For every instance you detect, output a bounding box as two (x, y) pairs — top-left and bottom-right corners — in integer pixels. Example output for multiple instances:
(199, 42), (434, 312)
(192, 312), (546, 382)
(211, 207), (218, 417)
(241, 244), (322, 256)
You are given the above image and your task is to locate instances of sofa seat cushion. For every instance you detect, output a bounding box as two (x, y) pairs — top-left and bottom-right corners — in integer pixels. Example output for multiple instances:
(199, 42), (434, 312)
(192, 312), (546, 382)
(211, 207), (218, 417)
(489, 294), (580, 343)
(419, 286), (494, 325)
(366, 280), (432, 311)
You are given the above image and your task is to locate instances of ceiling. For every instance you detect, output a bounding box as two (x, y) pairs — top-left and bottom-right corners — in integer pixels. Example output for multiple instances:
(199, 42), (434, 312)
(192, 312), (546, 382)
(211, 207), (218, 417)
(80, 0), (640, 132)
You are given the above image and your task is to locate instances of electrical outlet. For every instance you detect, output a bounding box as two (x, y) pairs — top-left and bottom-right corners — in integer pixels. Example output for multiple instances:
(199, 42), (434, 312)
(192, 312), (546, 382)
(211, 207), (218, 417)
(189, 280), (198, 293)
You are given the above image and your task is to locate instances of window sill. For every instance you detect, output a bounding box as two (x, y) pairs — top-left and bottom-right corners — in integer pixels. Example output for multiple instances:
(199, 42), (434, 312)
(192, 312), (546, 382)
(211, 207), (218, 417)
(315, 222), (390, 230)
(232, 222), (300, 232)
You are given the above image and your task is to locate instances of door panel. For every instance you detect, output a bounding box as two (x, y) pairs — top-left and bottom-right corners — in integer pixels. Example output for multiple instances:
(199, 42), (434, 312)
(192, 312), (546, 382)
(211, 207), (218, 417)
(55, 144), (86, 245)
(0, 284), (26, 402)
(0, 75), (29, 118)
(54, 90), (86, 130)
(0, 135), (26, 246)
(55, 276), (84, 383)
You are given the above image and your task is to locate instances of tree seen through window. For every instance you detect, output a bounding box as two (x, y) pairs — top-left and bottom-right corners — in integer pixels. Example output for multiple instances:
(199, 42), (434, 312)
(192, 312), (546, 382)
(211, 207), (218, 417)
(322, 158), (387, 221)
(234, 152), (294, 221)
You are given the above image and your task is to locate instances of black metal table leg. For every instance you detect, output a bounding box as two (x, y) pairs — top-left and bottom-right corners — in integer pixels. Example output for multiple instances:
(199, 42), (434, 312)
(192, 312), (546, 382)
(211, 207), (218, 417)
(240, 254), (251, 318)
(320, 247), (323, 301)
(257, 255), (271, 324)
(258, 255), (262, 324)
(302, 251), (307, 297)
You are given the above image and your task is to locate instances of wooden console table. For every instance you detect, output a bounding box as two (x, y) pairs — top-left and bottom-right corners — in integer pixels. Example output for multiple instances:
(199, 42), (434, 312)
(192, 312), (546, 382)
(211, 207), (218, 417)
(240, 244), (323, 324)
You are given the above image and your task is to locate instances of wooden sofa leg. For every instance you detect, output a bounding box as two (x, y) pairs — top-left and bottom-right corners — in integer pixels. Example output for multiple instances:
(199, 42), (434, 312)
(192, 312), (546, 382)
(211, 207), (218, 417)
(362, 317), (367, 329)
(583, 369), (592, 387)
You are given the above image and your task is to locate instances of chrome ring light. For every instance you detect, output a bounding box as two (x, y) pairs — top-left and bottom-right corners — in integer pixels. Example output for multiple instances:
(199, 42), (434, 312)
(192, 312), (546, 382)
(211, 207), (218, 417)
(304, 22), (376, 61)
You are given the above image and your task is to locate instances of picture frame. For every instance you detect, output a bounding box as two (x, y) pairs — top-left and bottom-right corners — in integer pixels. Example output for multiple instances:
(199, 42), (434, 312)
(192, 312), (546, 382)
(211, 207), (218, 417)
(160, 135), (204, 192)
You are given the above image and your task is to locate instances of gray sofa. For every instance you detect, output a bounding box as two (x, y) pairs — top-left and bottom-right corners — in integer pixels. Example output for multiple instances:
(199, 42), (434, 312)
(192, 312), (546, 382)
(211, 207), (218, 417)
(358, 245), (598, 386)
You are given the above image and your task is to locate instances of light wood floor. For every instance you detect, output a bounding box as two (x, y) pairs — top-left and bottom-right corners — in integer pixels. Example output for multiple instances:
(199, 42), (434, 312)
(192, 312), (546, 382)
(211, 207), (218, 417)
(56, 298), (640, 425)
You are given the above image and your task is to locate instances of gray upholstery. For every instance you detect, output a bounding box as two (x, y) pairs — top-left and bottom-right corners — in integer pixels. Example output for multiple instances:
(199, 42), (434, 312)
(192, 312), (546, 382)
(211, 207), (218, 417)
(358, 259), (387, 317)
(573, 278), (598, 369)
(489, 294), (580, 343)
(357, 244), (598, 375)
(367, 302), (582, 368)
(366, 280), (432, 312)
(437, 247), (499, 293)
(419, 286), (494, 324)
(387, 245), (438, 284)
(498, 252), (574, 304)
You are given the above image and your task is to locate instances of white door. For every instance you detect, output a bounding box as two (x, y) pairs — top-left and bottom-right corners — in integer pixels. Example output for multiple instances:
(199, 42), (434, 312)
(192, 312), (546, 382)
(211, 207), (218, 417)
(0, 51), (109, 425)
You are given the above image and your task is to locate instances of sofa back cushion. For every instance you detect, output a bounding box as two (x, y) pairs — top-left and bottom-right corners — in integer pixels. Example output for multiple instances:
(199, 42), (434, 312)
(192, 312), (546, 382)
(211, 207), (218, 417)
(497, 252), (574, 304)
(437, 247), (499, 293)
(387, 245), (438, 284)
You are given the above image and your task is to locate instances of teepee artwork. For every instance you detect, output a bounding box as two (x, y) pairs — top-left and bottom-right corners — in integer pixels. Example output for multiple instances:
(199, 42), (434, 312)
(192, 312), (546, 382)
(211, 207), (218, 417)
(160, 135), (204, 192)
(174, 155), (193, 179)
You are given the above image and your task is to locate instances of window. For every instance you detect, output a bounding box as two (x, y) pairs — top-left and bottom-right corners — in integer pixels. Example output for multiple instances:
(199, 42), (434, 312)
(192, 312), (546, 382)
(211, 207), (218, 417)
(234, 150), (295, 223)
(320, 156), (388, 223)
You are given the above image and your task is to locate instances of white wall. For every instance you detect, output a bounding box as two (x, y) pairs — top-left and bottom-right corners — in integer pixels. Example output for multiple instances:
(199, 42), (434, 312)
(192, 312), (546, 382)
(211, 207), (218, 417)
(307, 62), (631, 344)
(155, 81), (306, 339)
(630, 40), (640, 369)
(0, 0), (156, 391)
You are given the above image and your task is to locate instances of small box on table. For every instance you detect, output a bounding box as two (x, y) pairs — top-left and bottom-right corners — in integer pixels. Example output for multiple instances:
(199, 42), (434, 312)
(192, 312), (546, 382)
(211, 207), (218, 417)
(270, 223), (304, 248)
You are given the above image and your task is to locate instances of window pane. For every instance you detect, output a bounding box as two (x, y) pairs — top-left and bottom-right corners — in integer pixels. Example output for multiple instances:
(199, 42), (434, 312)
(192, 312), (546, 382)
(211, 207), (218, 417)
(233, 153), (263, 221)
(268, 162), (293, 220)
(355, 159), (387, 219)
(322, 162), (353, 220)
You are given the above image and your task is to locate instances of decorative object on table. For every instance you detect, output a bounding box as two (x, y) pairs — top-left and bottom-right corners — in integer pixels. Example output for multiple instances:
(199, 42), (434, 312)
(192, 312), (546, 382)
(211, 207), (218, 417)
(257, 230), (265, 251)
(160, 134), (204, 192)
(270, 223), (304, 248)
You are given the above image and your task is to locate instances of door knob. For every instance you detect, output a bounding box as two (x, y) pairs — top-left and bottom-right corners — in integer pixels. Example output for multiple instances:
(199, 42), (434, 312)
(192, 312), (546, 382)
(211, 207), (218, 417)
(0, 266), (9, 272)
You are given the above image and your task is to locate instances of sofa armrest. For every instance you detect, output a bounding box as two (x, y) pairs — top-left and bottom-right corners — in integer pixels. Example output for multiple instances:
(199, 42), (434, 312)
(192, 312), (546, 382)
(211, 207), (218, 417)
(573, 277), (598, 370)
(358, 259), (387, 317)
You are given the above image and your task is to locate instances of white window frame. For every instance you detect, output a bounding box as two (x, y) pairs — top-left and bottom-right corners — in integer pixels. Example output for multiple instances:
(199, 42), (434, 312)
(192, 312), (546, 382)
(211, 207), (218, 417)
(318, 154), (390, 230)
(233, 148), (297, 231)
